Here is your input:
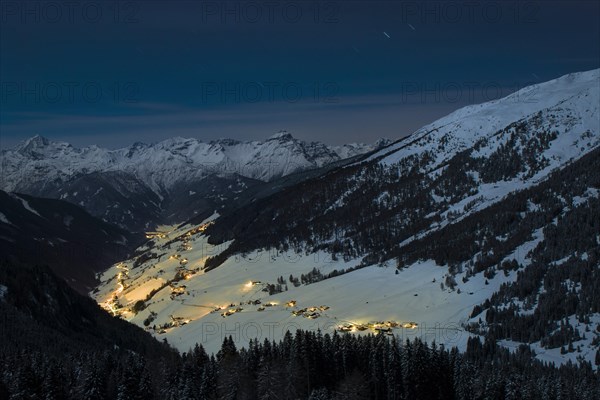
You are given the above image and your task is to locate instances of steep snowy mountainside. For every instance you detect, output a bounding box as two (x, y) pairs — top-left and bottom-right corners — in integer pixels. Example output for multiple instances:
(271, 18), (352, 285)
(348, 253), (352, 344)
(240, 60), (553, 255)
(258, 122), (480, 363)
(33, 170), (165, 232)
(366, 69), (599, 169)
(204, 69), (599, 263)
(94, 147), (600, 365)
(93, 147), (600, 366)
(92, 69), (600, 366)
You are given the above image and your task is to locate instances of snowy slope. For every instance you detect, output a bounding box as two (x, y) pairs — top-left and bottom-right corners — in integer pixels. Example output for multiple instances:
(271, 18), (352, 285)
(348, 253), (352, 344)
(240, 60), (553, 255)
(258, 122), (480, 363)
(93, 219), (480, 356)
(93, 69), (600, 367)
(366, 69), (599, 169)
(202, 71), (599, 279)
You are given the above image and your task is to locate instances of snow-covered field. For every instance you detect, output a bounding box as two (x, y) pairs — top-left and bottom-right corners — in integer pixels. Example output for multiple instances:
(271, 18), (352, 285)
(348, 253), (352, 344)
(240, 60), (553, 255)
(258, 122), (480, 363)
(94, 218), (502, 355)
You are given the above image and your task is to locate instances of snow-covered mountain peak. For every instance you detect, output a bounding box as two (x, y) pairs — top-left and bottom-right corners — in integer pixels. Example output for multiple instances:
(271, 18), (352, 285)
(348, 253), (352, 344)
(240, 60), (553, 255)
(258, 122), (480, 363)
(15, 134), (50, 153)
(11, 134), (77, 160)
(373, 138), (393, 148)
(366, 68), (599, 170)
(22, 133), (50, 147)
(268, 130), (295, 141)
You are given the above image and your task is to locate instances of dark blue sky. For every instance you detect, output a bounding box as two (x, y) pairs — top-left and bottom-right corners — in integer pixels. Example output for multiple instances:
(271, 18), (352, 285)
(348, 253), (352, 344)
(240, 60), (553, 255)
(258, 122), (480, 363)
(1, 0), (599, 149)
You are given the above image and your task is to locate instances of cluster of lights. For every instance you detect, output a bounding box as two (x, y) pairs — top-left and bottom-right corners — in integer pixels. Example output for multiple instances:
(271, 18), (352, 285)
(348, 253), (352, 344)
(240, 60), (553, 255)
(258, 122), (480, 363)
(145, 232), (168, 239)
(337, 321), (418, 334)
(221, 306), (243, 318)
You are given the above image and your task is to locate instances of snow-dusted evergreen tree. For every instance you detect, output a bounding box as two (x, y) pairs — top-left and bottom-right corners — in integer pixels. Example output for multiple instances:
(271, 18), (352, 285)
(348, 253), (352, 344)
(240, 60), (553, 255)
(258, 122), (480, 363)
(216, 337), (240, 400)
(453, 358), (475, 400)
(137, 371), (153, 400)
(286, 331), (309, 399)
(256, 356), (284, 400)
(308, 387), (330, 400)
(11, 363), (39, 400)
(116, 371), (138, 400)
(41, 363), (66, 400)
(198, 356), (217, 400)
(335, 369), (369, 399)
(385, 336), (403, 400)
(77, 362), (106, 400)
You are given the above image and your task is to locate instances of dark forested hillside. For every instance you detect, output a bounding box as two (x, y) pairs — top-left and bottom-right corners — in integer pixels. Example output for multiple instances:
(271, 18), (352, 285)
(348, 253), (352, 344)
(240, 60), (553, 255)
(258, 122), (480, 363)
(2, 325), (599, 400)
(0, 262), (176, 358)
(0, 191), (141, 293)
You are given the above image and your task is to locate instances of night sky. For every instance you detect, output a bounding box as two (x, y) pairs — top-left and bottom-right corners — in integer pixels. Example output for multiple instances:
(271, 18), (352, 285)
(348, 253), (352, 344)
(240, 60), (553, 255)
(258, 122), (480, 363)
(1, 0), (599, 149)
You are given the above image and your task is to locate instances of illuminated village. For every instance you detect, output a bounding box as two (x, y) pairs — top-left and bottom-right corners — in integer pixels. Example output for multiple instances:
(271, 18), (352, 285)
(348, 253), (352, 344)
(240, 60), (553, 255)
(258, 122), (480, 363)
(97, 219), (421, 344)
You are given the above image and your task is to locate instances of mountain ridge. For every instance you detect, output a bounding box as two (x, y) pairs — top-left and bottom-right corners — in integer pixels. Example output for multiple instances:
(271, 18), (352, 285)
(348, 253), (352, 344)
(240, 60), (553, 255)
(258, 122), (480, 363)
(2, 132), (391, 193)
(1, 132), (391, 231)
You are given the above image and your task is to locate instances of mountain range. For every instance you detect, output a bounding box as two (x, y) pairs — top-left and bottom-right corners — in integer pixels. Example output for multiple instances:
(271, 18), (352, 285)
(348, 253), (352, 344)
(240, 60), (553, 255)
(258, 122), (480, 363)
(0, 132), (390, 231)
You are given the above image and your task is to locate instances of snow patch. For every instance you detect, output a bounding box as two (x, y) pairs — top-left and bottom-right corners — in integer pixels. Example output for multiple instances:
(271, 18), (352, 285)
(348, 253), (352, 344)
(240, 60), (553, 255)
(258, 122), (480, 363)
(11, 194), (43, 217)
(0, 212), (13, 226)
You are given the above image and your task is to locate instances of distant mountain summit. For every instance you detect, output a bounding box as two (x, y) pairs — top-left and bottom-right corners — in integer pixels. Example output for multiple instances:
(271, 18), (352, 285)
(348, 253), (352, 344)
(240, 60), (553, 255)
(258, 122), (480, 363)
(0, 132), (389, 231)
(268, 130), (295, 140)
(16, 133), (50, 150)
